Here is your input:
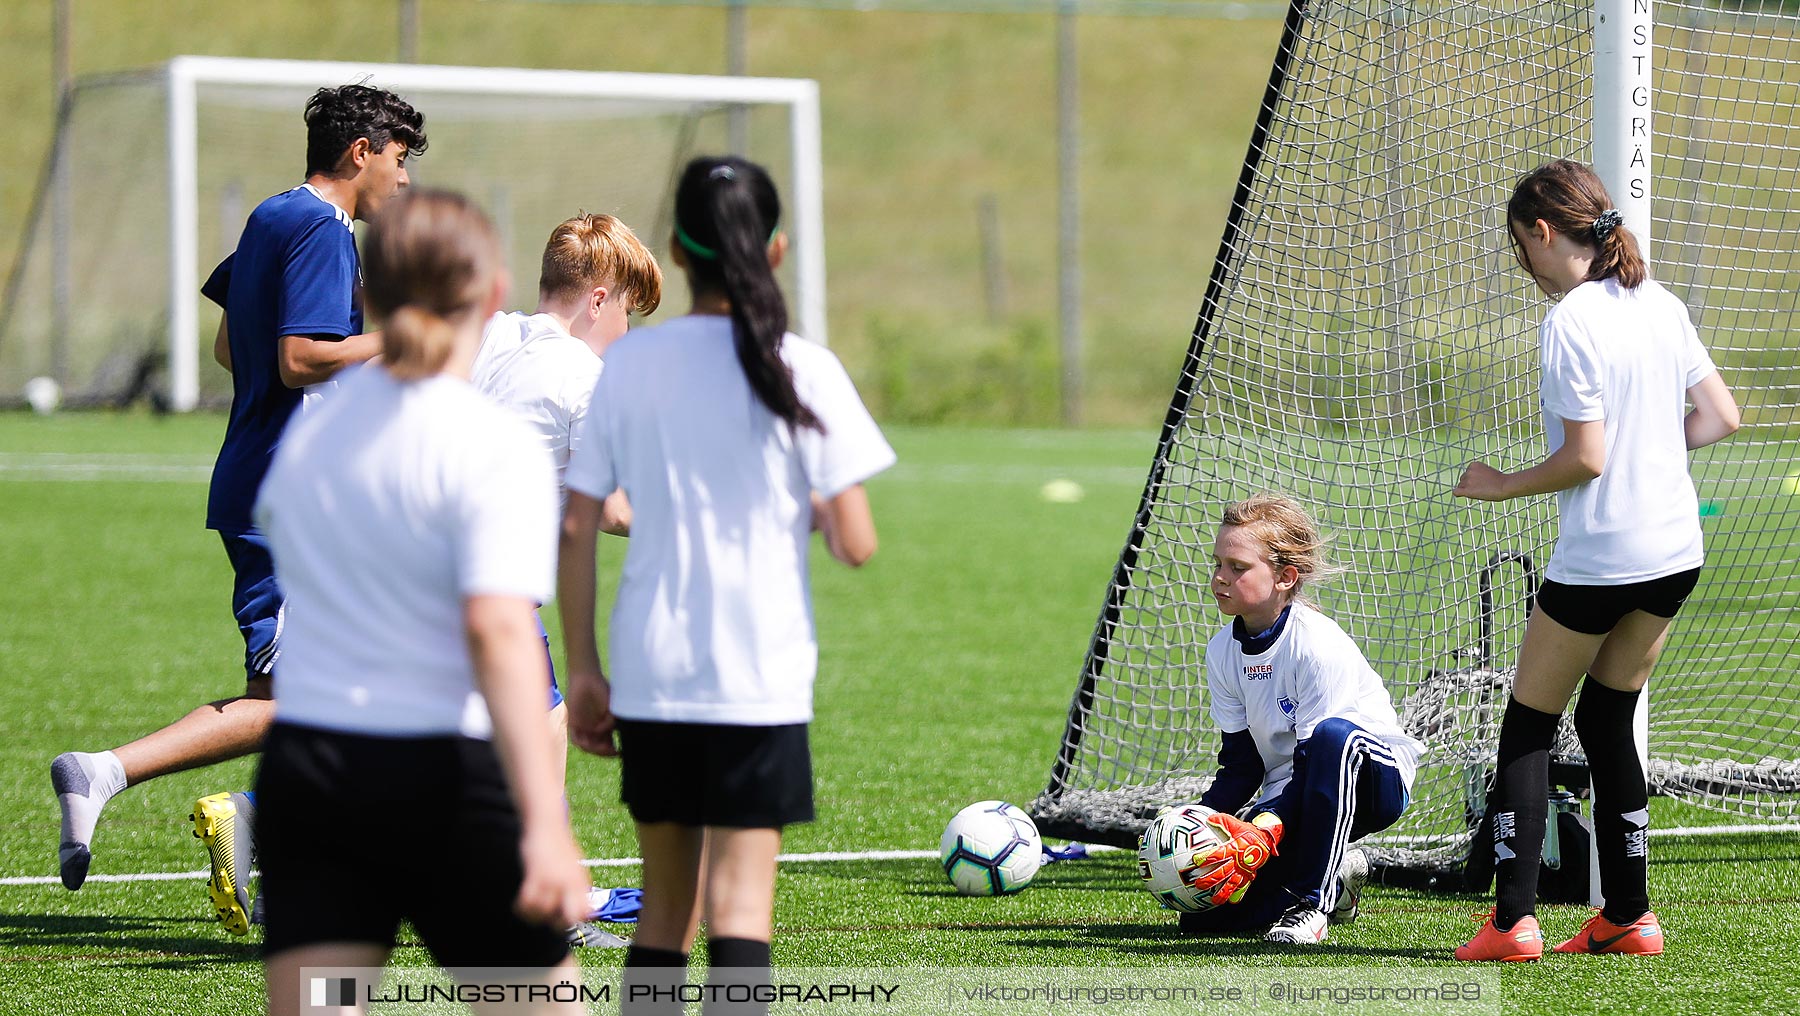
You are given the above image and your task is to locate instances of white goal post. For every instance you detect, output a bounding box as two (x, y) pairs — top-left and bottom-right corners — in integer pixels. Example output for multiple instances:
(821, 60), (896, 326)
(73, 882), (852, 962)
(1591, 0), (1652, 258)
(0, 57), (826, 411)
(1590, 0), (1655, 887)
(164, 56), (825, 412)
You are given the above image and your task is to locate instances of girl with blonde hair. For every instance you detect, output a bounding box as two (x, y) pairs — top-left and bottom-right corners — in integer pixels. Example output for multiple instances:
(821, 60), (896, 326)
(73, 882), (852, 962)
(1178, 494), (1423, 946)
(254, 189), (590, 1014)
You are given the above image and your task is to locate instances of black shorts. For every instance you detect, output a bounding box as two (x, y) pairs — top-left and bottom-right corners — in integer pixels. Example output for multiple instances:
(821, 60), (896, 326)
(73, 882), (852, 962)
(254, 723), (569, 968)
(617, 719), (814, 828)
(1535, 567), (1701, 635)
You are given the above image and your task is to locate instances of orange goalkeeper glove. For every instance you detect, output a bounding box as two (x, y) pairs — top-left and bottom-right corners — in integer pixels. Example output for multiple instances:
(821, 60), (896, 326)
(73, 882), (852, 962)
(1191, 811), (1284, 905)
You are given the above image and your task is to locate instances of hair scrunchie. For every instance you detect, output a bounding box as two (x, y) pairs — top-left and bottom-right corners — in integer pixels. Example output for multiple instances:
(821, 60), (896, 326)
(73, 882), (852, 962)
(1592, 208), (1623, 244)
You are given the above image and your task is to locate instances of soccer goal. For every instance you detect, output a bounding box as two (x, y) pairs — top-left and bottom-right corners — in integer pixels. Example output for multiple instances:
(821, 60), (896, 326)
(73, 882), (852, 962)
(0, 56), (825, 411)
(1032, 0), (1800, 878)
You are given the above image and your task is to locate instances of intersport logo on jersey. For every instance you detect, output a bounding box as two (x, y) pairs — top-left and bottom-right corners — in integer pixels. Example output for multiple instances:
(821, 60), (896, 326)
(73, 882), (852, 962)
(1244, 664), (1274, 680)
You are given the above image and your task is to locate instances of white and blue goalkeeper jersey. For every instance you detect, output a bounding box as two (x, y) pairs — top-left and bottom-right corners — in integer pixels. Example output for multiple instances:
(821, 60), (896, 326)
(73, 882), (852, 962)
(1205, 602), (1423, 807)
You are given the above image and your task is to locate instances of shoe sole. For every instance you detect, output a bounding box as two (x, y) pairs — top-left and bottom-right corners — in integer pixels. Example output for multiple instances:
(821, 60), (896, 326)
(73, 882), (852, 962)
(1455, 939), (1543, 962)
(1456, 925), (1544, 962)
(1265, 931), (1328, 944)
(567, 924), (632, 948)
(1552, 939), (1663, 956)
(1455, 951), (1541, 962)
(190, 794), (251, 937)
(1329, 850), (1369, 926)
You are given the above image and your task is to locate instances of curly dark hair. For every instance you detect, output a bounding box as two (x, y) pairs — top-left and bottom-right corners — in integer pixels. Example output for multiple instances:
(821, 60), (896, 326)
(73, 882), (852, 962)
(303, 83), (428, 176)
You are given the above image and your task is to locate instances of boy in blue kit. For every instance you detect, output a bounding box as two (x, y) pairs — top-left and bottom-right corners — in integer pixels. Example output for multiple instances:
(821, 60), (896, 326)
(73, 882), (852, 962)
(51, 84), (426, 936)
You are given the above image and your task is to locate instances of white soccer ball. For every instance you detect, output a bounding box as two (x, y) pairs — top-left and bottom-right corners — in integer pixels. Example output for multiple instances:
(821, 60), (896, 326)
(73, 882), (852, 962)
(1137, 803), (1235, 913)
(939, 800), (1043, 896)
(24, 376), (61, 415)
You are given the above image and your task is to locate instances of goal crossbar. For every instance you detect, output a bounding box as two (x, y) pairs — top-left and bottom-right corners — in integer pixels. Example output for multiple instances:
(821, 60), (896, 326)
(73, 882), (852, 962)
(162, 56), (826, 411)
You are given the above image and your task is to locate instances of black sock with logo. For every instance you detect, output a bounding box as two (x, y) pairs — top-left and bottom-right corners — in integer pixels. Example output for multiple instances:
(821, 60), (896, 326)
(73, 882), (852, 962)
(622, 944), (689, 1016)
(1573, 678), (1652, 926)
(704, 937), (772, 1016)
(1492, 696), (1562, 931)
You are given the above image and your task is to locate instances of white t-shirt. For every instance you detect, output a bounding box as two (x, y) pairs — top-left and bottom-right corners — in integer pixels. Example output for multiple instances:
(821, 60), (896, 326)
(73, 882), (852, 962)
(1206, 603), (1424, 806)
(471, 311), (601, 490)
(255, 367), (559, 739)
(1539, 277), (1717, 584)
(564, 315), (897, 725)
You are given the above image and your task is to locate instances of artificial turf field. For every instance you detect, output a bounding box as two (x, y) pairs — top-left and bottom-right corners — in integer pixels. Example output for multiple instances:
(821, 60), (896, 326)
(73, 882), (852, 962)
(2, 411), (1798, 1015)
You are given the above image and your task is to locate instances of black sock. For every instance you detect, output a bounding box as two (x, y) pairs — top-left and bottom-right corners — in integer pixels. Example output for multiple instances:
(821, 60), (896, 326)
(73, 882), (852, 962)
(704, 937), (772, 1016)
(1492, 695), (1562, 930)
(622, 945), (689, 1016)
(1573, 678), (1652, 925)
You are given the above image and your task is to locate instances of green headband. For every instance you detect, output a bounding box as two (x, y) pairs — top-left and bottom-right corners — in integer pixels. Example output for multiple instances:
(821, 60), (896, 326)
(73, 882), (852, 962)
(675, 224), (718, 261)
(674, 223), (781, 262)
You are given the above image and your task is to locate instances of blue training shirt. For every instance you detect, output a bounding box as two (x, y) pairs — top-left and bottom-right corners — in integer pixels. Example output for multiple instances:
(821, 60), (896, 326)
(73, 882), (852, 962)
(203, 185), (361, 534)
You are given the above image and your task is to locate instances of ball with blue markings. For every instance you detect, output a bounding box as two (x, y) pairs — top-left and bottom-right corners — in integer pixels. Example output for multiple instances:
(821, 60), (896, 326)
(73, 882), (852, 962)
(939, 800), (1043, 896)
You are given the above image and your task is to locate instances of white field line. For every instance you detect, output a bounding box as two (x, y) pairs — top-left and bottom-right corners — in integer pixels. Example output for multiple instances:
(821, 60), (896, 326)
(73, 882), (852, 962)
(0, 847), (1122, 887)
(0, 453), (213, 482)
(0, 454), (1151, 487)
(4, 826), (1793, 888)
(1362, 822), (1800, 848)
(881, 463), (1148, 486)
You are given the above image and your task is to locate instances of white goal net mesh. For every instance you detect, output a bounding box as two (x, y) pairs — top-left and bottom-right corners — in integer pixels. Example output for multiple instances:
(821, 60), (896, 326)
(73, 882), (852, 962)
(0, 66), (800, 408)
(1034, 0), (1800, 871)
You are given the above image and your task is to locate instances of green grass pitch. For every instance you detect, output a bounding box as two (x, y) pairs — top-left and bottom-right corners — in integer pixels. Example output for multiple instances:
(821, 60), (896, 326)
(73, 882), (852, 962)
(2, 411), (1798, 1015)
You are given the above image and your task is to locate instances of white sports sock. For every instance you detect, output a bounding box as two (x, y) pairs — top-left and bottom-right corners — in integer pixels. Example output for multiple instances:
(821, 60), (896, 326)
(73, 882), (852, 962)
(53, 750), (127, 888)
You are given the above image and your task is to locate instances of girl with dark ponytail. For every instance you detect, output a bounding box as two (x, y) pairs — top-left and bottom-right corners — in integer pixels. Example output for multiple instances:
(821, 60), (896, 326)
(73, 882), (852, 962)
(559, 156), (895, 1012)
(672, 156), (821, 431)
(1504, 159), (1648, 292)
(1451, 161), (1740, 962)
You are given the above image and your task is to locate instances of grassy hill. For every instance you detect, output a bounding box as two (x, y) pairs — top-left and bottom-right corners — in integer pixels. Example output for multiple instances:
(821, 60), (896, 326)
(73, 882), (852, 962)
(0, 0), (1286, 425)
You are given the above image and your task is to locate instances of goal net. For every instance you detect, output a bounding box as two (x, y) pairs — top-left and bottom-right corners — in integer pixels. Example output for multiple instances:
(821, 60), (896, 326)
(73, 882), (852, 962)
(0, 57), (824, 411)
(1033, 0), (1800, 874)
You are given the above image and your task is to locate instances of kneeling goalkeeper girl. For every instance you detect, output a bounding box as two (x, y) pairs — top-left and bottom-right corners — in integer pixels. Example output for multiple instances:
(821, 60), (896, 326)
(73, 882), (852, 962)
(1178, 494), (1425, 944)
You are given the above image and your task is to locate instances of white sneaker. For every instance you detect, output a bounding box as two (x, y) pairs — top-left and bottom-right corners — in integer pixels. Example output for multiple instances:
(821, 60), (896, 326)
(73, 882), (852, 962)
(1329, 848), (1370, 925)
(1265, 904), (1329, 944)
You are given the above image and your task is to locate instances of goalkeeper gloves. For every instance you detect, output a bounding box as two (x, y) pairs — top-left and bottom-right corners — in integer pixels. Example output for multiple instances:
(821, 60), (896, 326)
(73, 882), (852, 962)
(1192, 811), (1284, 905)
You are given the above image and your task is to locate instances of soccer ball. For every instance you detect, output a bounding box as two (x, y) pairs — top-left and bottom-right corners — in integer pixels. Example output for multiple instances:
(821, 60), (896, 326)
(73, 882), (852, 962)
(24, 376), (61, 415)
(939, 800), (1043, 896)
(1136, 803), (1235, 913)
